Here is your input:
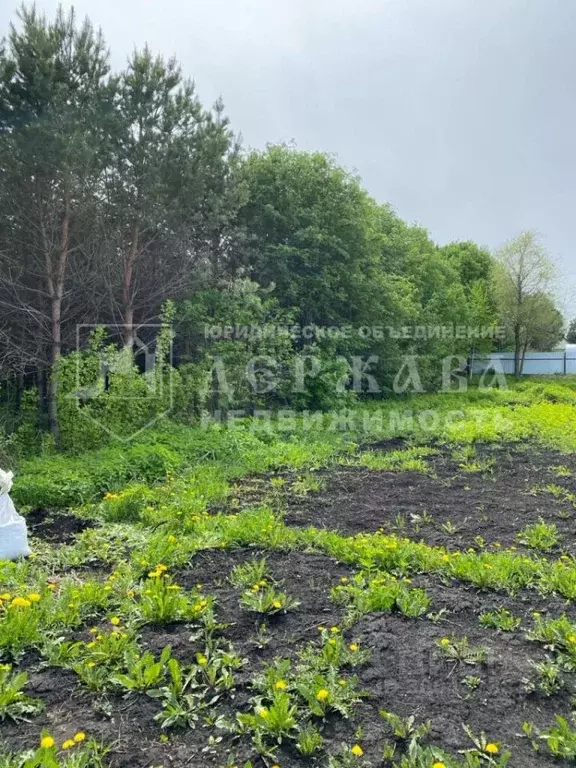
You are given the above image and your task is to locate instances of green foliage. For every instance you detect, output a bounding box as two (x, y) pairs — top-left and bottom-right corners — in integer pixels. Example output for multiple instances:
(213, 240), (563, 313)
(567, 318), (576, 345)
(526, 614), (576, 664)
(0, 736), (110, 768)
(229, 557), (269, 589)
(437, 636), (489, 666)
(523, 657), (567, 696)
(138, 574), (212, 625)
(331, 572), (431, 623)
(348, 446), (436, 473)
(0, 664), (43, 722)
(380, 710), (431, 742)
(102, 484), (150, 522)
(517, 519), (560, 551)
(110, 646), (172, 694)
(532, 715), (576, 759)
(478, 608), (520, 632)
(239, 583), (300, 616)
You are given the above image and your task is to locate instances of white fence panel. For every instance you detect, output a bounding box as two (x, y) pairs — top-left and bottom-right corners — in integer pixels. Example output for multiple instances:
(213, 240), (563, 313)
(473, 349), (576, 375)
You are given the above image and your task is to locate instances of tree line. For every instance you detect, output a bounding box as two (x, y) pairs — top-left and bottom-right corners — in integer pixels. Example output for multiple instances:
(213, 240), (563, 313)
(0, 5), (566, 451)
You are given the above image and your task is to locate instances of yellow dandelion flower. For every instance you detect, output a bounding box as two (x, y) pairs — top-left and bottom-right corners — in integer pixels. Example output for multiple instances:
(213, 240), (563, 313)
(316, 688), (329, 702)
(349, 643), (359, 652)
(485, 743), (499, 755)
(28, 593), (41, 603)
(351, 744), (364, 757)
(272, 600), (282, 609)
(62, 740), (75, 750)
(197, 653), (208, 665)
(40, 736), (55, 749)
(330, 626), (339, 634)
(73, 732), (86, 743)
(275, 680), (288, 690)
(110, 617), (121, 626)
(10, 597), (31, 609)
(432, 763), (447, 768)
(440, 637), (450, 647)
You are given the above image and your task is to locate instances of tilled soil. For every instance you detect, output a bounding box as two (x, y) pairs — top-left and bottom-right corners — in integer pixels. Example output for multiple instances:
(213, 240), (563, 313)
(284, 442), (576, 553)
(3, 442), (576, 766)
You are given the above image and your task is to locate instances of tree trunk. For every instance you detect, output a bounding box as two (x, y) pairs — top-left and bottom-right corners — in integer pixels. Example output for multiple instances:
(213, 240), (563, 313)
(519, 340), (529, 376)
(45, 194), (70, 448)
(48, 291), (62, 445)
(123, 221), (139, 349)
(513, 322), (521, 377)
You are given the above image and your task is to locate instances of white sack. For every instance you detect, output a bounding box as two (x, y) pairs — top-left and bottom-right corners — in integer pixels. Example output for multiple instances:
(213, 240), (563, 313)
(0, 469), (31, 561)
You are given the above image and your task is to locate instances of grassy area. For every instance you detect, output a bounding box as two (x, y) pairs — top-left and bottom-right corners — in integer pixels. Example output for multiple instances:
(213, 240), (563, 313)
(2, 378), (576, 766)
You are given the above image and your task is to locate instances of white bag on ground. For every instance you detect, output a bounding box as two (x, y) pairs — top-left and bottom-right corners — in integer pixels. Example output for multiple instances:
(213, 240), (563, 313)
(0, 469), (31, 561)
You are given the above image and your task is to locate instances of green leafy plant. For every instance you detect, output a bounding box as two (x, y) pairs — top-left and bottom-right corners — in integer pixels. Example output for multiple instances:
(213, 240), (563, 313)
(533, 715), (576, 759)
(479, 608), (521, 632)
(296, 721), (324, 755)
(236, 691), (298, 750)
(152, 657), (203, 730)
(139, 573), (212, 624)
(111, 646), (172, 694)
(229, 557), (269, 589)
(240, 584), (299, 615)
(517, 519), (560, 551)
(523, 657), (567, 697)
(0, 732), (110, 768)
(331, 573), (431, 623)
(295, 668), (362, 719)
(437, 637), (489, 666)
(0, 664), (43, 722)
(380, 710), (431, 742)
(461, 674), (482, 692)
(460, 724), (510, 765)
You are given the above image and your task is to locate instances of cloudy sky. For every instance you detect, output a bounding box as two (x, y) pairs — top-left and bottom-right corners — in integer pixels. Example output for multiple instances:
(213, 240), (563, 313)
(2, 0), (575, 318)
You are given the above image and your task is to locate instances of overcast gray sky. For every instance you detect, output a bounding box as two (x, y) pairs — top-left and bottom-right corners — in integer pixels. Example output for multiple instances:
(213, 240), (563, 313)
(2, 0), (575, 318)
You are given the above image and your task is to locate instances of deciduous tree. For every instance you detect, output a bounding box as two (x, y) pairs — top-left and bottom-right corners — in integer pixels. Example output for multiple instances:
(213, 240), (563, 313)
(493, 231), (558, 376)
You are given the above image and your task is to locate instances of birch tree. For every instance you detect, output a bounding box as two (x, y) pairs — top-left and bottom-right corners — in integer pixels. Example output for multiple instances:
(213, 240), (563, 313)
(493, 231), (558, 375)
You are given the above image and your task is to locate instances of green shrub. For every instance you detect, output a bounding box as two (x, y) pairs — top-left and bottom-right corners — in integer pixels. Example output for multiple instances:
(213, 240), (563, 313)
(102, 484), (151, 522)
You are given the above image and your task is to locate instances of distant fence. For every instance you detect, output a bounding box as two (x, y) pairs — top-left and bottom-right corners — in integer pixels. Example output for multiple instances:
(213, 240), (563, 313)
(471, 349), (576, 376)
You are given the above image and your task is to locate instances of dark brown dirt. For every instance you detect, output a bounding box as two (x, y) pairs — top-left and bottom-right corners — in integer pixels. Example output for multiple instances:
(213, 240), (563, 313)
(4, 442), (576, 767)
(283, 442), (576, 554)
(25, 507), (97, 543)
(0, 550), (352, 768)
